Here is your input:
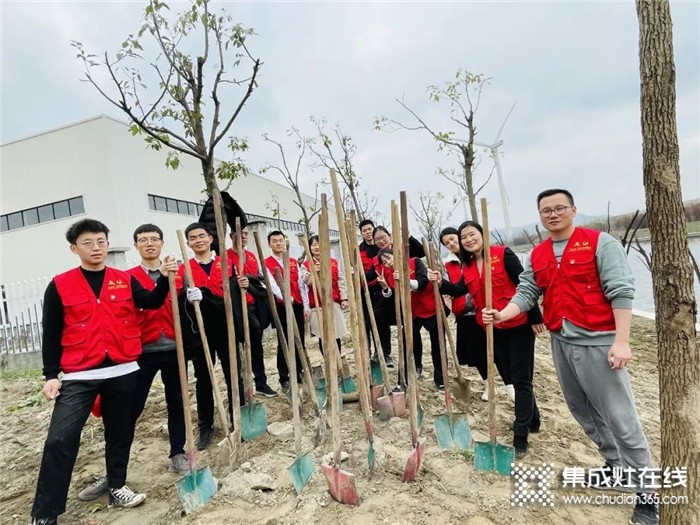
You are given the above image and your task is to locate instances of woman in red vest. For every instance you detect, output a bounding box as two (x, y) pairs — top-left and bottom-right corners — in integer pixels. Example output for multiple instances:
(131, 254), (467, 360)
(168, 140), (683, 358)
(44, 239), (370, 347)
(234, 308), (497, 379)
(302, 235), (348, 354)
(430, 221), (544, 457)
(377, 247), (446, 391)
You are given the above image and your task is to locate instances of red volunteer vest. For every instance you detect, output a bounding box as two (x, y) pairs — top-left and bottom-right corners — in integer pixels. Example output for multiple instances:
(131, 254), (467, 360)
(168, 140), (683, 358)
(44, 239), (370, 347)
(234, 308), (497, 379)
(375, 258), (436, 319)
(444, 259), (467, 317)
(266, 256), (303, 305)
(464, 245), (528, 329)
(175, 255), (231, 297)
(360, 244), (377, 286)
(127, 266), (175, 345)
(304, 258), (342, 308)
(530, 227), (615, 332)
(227, 248), (260, 305)
(54, 267), (142, 373)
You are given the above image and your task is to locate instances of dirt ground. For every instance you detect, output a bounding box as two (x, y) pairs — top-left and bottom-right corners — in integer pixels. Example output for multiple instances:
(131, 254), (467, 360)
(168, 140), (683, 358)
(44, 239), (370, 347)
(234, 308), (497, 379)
(1, 317), (664, 525)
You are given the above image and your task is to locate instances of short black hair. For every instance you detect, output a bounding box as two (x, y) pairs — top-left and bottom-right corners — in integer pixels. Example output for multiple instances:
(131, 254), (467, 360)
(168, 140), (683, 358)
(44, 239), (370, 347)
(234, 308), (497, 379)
(308, 234), (320, 246)
(359, 219), (375, 230)
(439, 226), (459, 243)
(373, 225), (390, 238)
(185, 222), (212, 238)
(65, 219), (109, 245)
(536, 189), (574, 208)
(133, 223), (163, 243)
(267, 230), (286, 243)
(378, 247), (394, 260)
(457, 220), (484, 266)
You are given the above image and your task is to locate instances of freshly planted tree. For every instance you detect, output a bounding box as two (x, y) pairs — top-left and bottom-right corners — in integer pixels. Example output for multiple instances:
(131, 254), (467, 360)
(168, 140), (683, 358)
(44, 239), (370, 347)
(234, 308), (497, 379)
(73, 0), (262, 454)
(374, 70), (492, 221)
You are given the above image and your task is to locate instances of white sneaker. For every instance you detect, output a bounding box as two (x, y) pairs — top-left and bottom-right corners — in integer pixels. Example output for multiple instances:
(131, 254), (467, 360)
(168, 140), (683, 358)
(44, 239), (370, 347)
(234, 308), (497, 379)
(108, 485), (146, 508)
(506, 384), (515, 402)
(481, 380), (489, 402)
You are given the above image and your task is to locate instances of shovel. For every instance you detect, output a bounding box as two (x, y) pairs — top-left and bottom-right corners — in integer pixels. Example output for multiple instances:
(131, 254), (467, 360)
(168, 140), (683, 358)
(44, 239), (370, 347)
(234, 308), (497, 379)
(176, 230), (237, 460)
(283, 250), (315, 493)
(426, 241), (471, 451)
(473, 197), (515, 476)
(235, 218), (267, 441)
(252, 231), (326, 447)
(330, 176), (377, 476)
(398, 194), (425, 482)
(318, 192), (360, 505)
(168, 271), (218, 513)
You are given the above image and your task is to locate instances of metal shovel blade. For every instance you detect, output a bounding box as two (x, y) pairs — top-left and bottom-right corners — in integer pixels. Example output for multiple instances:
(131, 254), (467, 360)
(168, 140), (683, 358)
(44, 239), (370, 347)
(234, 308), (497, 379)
(340, 376), (357, 394)
(315, 379), (327, 409)
(417, 403), (425, 429)
(288, 453), (315, 495)
(434, 415), (472, 451)
(391, 392), (406, 417)
(370, 361), (383, 385)
(240, 402), (268, 442)
(370, 385), (384, 409)
(377, 395), (395, 421)
(321, 464), (360, 506)
(176, 466), (218, 514)
(402, 438), (425, 482)
(473, 440), (515, 476)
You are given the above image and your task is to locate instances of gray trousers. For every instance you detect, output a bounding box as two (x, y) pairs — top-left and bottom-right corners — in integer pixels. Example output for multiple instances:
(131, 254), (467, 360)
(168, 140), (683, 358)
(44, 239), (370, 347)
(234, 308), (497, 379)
(551, 338), (654, 491)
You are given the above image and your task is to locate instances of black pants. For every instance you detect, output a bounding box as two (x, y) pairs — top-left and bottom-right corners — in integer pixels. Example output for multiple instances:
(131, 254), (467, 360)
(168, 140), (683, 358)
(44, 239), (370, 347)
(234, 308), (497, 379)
(494, 325), (540, 437)
(275, 302), (305, 384)
(32, 372), (137, 519)
(191, 344), (244, 431)
(456, 315), (509, 383)
(131, 351), (185, 458)
(248, 306), (268, 388)
(413, 315), (444, 386)
(373, 293), (396, 358)
(318, 338), (342, 355)
(361, 285), (381, 354)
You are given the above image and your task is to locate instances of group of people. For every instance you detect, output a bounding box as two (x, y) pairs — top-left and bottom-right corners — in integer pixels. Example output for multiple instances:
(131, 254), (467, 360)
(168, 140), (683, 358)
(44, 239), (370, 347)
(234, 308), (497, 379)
(29, 187), (658, 525)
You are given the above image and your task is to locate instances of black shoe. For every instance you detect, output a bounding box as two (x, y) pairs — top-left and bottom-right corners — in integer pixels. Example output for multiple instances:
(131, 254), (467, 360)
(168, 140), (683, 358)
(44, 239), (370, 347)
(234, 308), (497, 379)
(384, 355), (395, 369)
(436, 383), (445, 393)
(30, 518), (57, 525)
(630, 494), (659, 524)
(513, 435), (528, 459)
(280, 381), (291, 396)
(416, 366), (423, 379)
(197, 425), (215, 451)
(256, 383), (278, 398)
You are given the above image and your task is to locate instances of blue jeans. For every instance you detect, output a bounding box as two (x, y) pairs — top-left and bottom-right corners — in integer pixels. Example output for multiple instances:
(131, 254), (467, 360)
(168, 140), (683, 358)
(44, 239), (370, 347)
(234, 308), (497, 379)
(131, 351), (186, 458)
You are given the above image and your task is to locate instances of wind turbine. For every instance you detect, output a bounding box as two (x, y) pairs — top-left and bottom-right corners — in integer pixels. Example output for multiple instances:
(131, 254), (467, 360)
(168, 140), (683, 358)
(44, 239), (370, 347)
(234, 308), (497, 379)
(474, 102), (517, 244)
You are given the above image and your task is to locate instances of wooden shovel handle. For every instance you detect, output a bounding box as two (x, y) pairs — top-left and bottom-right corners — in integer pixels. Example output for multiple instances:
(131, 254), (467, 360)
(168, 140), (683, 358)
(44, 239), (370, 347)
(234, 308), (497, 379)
(480, 198), (497, 444)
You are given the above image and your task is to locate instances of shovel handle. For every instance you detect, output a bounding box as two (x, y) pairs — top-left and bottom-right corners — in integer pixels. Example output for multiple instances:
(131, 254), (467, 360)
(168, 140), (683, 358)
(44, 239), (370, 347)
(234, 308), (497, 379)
(235, 217), (254, 406)
(169, 271), (197, 468)
(480, 198), (497, 444)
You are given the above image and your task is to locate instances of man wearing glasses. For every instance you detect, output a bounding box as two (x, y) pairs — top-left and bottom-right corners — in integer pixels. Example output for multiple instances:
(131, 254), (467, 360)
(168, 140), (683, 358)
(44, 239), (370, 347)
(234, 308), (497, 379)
(30, 219), (177, 525)
(482, 189), (658, 525)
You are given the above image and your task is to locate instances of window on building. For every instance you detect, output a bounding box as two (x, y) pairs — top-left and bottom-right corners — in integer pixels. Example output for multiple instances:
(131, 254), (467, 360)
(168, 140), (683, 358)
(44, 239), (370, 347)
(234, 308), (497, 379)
(53, 201), (70, 220)
(1, 196), (85, 233)
(147, 193), (205, 218)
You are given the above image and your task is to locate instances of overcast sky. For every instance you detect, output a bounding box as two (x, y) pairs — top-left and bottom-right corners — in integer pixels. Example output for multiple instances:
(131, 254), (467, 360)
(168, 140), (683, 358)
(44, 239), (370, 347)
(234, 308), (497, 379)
(2, 1), (699, 233)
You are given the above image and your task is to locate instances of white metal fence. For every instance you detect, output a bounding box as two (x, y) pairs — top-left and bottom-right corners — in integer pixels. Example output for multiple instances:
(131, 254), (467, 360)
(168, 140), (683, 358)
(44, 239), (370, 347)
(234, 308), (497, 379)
(1, 277), (51, 354)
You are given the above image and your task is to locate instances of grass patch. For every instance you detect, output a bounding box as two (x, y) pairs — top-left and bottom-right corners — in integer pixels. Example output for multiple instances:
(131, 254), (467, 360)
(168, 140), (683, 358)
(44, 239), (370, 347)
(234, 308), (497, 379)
(0, 368), (43, 380)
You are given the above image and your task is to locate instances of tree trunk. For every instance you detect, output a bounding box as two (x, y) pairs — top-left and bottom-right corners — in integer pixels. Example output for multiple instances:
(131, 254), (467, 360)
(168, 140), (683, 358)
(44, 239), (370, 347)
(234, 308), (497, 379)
(636, 2), (699, 524)
(462, 147), (478, 221)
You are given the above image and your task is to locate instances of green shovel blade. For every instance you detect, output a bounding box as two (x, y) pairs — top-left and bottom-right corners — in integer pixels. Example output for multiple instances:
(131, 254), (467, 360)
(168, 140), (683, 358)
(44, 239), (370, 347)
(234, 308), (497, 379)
(289, 453), (315, 494)
(474, 441), (515, 476)
(434, 415), (472, 451)
(176, 466), (218, 514)
(240, 402), (268, 442)
(340, 376), (357, 394)
(371, 361), (383, 385)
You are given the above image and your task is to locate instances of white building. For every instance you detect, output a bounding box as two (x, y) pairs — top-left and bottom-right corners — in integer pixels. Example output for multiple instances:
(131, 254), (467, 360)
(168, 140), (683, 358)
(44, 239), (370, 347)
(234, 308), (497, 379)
(1, 115), (339, 284)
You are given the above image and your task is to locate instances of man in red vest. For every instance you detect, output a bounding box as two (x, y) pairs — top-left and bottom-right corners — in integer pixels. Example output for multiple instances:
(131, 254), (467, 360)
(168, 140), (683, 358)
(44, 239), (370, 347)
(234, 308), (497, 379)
(76, 224), (188, 503)
(264, 230), (309, 395)
(482, 189), (658, 525)
(30, 219), (176, 525)
(227, 226), (280, 397)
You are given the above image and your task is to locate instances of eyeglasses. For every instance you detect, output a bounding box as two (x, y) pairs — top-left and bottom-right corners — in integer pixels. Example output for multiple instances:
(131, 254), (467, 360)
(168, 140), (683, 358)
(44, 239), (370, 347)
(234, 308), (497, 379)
(136, 237), (162, 245)
(78, 239), (108, 248)
(539, 205), (573, 217)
